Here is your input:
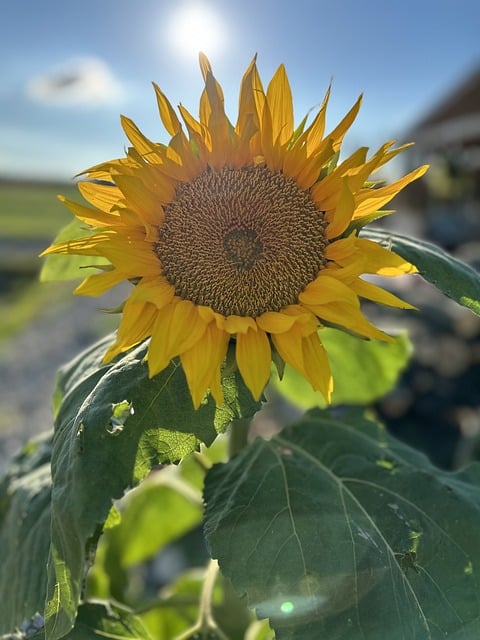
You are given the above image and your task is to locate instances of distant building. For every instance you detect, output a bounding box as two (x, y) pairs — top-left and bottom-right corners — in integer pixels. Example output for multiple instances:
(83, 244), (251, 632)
(404, 64), (480, 249)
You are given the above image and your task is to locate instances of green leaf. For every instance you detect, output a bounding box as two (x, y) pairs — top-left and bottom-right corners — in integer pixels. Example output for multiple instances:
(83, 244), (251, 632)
(204, 408), (480, 639)
(39, 601), (152, 639)
(51, 334), (114, 419)
(361, 227), (480, 315)
(102, 468), (203, 570)
(39, 218), (107, 282)
(138, 570), (204, 640)
(87, 471), (203, 604)
(45, 335), (260, 639)
(0, 433), (52, 634)
(273, 329), (411, 409)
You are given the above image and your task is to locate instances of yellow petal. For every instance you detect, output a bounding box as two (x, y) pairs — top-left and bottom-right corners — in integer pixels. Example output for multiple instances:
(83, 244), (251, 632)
(148, 300), (208, 375)
(223, 315), (257, 334)
(260, 101), (279, 169)
(312, 148), (367, 210)
(325, 178), (356, 239)
(152, 82), (181, 135)
(305, 85), (331, 155)
(271, 325), (306, 377)
(354, 165), (429, 219)
(97, 243), (158, 277)
(294, 139), (335, 189)
(168, 130), (203, 179)
(120, 115), (163, 161)
(307, 300), (394, 342)
(81, 157), (130, 180)
(74, 269), (126, 296)
(114, 174), (167, 226)
(236, 55), (263, 135)
(208, 365), (224, 407)
(104, 301), (157, 362)
(203, 72), (233, 166)
(236, 328), (271, 400)
(40, 232), (112, 257)
(350, 277), (416, 309)
(271, 323), (332, 401)
(57, 196), (120, 228)
(323, 259), (367, 282)
(197, 305), (223, 325)
(77, 181), (123, 212)
(266, 64), (294, 146)
(128, 277), (175, 308)
(178, 104), (211, 160)
(326, 94), (362, 152)
(256, 311), (299, 334)
(347, 141), (412, 193)
(302, 332), (333, 401)
(353, 238), (418, 276)
(118, 206), (144, 229)
(180, 323), (230, 408)
(280, 305), (320, 335)
(324, 235), (359, 263)
(299, 274), (360, 307)
(198, 52), (215, 85)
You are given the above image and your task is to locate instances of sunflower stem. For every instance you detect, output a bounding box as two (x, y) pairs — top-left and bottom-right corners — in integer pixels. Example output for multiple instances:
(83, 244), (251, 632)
(198, 559), (222, 628)
(228, 417), (251, 458)
(174, 559), (228, 640)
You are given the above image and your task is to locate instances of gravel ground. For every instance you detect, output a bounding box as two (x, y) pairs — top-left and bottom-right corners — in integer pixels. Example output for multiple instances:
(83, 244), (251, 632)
(0, 290), (120, 474)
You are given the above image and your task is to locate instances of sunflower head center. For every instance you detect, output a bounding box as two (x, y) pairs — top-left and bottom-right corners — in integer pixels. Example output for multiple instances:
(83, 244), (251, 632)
(223, 228), (264, 271)
(155, 165), (327, 317)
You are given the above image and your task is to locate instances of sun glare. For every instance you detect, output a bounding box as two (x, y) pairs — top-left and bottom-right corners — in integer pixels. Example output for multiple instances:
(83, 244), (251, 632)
(166, 4), (227, 58)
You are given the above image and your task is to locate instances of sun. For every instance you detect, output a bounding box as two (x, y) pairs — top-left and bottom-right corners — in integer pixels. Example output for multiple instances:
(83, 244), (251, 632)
(166, 4), (227, 58)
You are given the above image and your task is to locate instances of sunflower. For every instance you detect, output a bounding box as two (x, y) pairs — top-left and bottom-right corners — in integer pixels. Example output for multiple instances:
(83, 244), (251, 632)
(42, 54), (427, 408)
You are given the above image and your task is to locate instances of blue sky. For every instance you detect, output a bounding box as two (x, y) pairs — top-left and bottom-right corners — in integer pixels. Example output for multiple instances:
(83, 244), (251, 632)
(1, 0), (479, 180)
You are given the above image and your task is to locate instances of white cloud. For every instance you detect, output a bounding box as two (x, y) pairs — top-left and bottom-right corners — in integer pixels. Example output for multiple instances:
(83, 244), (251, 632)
(26, 57), (124, 107)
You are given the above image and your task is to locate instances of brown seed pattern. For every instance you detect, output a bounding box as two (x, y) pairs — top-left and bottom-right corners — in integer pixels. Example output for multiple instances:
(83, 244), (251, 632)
(155, 165), (328, 317)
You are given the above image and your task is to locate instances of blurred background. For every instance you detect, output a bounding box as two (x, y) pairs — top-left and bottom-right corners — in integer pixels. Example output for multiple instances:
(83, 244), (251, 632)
(1, 0), (480, 471)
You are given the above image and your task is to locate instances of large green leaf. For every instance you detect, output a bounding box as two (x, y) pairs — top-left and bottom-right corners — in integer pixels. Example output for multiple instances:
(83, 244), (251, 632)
(45, 335), (260, 640)
(0, 433), (52, 634)
(362, 227), (480, 315)
(273, 329), (411, 409)
(204, 409), (480, 639)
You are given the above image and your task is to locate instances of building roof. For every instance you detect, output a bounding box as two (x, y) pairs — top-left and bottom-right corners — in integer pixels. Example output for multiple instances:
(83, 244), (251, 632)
(410, 64), (480, 149)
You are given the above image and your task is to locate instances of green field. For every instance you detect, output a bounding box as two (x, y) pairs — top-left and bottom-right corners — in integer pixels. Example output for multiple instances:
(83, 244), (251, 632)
(0, 181), (78, 240)
(0, 181), (82, 340)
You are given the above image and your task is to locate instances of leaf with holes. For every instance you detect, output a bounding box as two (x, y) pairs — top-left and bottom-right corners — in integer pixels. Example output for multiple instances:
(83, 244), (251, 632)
(204, 408), (480, 639)
(44, 335), (260, 640)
